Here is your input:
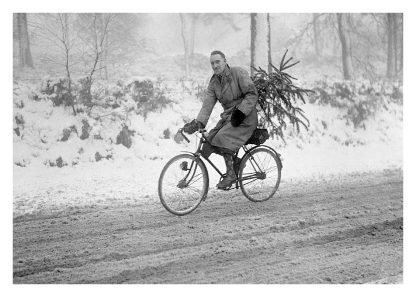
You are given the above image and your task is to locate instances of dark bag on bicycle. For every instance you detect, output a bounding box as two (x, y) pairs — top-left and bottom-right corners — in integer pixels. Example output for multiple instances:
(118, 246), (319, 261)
(245, 128), (269, 145)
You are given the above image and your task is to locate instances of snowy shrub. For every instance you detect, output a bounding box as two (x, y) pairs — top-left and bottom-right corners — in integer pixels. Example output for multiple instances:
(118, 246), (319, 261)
(116, 124), (135, 148)
(55, 156), (66, 168)
(78, 77), (93, 106)
(15, 100), (24, 109)
(60, 125), (78, 142)
(310, 79), (402, 106)
(128, 79), (154, 103)
(175, 76), (209, 102)
(112, 81), (125, 100)
(44, 157), (67, 168)
(178, 76), (194, 95)
(80, 119), (91, 140)
(126, 79), (173, 118)
(194, 83), (207, 101)
(95, 151), (113, 161)
(15, 114), (24, 126)
(163, 128), (171, 139)
(309, 79), (402, 128)
(40, 78), (75, 107)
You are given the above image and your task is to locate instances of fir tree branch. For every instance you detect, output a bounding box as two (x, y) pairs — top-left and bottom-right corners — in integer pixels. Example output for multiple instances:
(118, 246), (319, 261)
(251, 50), (313, 139)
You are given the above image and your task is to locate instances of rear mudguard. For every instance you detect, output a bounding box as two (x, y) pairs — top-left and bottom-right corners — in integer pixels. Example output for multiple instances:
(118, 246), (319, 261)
(242, 145), (283, 168)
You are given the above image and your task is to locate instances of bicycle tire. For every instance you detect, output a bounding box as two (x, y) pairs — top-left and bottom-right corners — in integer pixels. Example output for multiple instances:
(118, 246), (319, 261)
(238, 146), (282, 202)
(158, 153), (209, 215)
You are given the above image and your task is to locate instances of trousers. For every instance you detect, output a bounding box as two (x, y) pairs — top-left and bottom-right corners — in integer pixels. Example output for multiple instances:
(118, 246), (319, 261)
(201, 141), (234, 159)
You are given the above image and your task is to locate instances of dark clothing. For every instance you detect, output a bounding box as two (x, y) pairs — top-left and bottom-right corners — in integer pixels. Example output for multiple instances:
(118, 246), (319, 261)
(196, 65), (258, 153)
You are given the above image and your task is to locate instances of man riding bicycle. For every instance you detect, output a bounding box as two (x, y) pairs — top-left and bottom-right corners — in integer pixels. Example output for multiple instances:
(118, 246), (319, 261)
(183, 50), (259, 189)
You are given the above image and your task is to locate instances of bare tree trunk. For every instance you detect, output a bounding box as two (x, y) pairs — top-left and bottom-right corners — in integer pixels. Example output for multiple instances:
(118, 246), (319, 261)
(398, 14), (403, 73)
(392, 14), (398, 77)
(267, 13), (272, 74)
(386, 13), (394, 78)
(89, 14), (111, 81)
(250, 13), (271, 76)
(58, 14), (76, 115)
(336, 13), (353, 80)
(81, 13), (111, 109)
(313, 13), (322, 57)
(190, 15), (196, 57)
(179, 13), (196, 78)
(16, 13), (34, 68)
(392, 14), (399, 77)
(98, 14), (109, 80)
(250, 13), (255, 76)
(104, 31), (109, 80)
(390, 13), (403, 78)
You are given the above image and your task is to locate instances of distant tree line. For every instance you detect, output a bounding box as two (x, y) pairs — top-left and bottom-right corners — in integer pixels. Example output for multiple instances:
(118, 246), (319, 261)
(299, 13), (403, 80)
(13, 13), (149, 78)
(14, 13), (403, 81)
(177, 13), (402, 81)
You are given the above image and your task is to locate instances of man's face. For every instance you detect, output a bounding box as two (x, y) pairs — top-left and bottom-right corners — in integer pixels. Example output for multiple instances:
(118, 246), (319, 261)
(210, 54), (227, 75)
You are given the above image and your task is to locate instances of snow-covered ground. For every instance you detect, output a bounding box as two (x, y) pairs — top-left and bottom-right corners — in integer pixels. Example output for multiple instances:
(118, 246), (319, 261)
(13, 79), (403, 217)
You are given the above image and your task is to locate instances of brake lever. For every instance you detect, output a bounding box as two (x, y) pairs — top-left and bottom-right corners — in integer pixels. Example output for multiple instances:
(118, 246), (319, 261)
(179, 128), (190, 143)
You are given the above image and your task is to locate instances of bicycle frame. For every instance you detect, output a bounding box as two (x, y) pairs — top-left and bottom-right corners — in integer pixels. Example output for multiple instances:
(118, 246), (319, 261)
(179, 128), (226, 178)
(159, 129), (282, 215)
(178, 128), (277, 190)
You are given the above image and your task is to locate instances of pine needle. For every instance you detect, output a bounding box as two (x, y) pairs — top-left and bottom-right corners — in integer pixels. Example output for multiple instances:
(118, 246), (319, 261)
(252, 50), (314, 139)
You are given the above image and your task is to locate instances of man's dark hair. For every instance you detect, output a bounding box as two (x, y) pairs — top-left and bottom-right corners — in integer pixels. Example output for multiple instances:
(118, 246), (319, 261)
(210, 50), (226, 59)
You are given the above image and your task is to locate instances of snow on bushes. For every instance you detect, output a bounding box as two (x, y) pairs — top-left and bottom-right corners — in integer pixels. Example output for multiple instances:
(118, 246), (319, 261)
(279, 79), (403, 149)
(13, 77), (402, 168)
(309, 79), (402, 128)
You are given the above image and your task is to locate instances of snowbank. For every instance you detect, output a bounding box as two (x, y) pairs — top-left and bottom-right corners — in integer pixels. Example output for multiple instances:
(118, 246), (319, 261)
(13, 79), (402, 217)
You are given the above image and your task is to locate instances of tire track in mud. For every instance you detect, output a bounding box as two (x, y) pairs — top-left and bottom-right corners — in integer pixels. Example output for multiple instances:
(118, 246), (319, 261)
(13, 169), (403, 283)
(13, 216), (403, 283)
(89, 217), (403, 284)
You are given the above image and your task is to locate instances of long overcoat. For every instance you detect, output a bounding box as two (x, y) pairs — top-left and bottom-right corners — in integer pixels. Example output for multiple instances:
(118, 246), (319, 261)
(196, 65), (258, 153)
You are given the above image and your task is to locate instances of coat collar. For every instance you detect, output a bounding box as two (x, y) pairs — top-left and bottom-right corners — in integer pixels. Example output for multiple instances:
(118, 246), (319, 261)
(216, 64), (232, 84)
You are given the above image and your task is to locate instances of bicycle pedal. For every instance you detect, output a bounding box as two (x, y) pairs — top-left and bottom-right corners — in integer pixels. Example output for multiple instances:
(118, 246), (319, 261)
(217, 185), (232, 191)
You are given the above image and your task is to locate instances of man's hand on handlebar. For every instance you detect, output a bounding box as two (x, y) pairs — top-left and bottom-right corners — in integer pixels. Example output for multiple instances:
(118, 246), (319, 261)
(183, 119), (205, 134)
(174, 122), (207, 144)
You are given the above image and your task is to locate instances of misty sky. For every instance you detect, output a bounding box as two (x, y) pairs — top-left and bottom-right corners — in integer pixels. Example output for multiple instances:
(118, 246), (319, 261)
(141, 14), (309, 56)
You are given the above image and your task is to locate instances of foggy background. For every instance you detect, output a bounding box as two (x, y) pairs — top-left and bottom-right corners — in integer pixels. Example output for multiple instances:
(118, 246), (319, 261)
(12, 12), (405, 285)
(13, 13), (403, 82)
(12, 12), (403, 222)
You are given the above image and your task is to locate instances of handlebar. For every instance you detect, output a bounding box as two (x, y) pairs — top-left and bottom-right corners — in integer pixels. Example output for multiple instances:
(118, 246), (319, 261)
(178, 128), (207, 143)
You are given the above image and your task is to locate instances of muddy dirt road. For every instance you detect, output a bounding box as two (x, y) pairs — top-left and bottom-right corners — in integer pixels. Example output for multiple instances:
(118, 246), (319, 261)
(13, 169), (403, 284)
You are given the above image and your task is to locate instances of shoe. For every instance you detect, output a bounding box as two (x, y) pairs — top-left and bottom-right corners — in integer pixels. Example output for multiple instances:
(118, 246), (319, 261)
(216, 154), (237, 189)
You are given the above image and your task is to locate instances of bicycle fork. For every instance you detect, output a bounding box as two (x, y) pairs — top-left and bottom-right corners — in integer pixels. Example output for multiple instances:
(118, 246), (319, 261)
(177, 160), (198, 189)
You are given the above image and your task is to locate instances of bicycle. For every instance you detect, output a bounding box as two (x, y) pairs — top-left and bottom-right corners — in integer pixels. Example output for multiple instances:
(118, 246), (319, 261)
(158, 128), (283, 216)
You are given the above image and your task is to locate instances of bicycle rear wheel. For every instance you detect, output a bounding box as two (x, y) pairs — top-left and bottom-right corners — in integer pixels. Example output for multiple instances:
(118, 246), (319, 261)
(158, 154), (209, 215)
(239, 147), (282, 202)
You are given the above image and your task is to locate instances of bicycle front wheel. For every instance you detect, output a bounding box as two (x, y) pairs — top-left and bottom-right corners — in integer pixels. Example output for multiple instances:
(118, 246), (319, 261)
(158, 154), (209, 215)
(239, 147), (282, 202)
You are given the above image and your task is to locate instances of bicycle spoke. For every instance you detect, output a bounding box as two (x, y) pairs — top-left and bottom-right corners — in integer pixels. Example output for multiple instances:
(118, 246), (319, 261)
(239, 148), (281, 202)
(264, 166), (277, 172)
(241, 172), (259, 179)
(159, 154), (208, 215)
(242, 178), (261, 186)
(186, 185), (204, 193)
(187, 173), (204, 186)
